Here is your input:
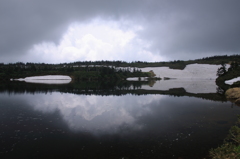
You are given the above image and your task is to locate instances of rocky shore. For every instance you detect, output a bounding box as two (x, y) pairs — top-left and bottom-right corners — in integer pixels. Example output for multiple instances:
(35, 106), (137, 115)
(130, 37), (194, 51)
(225, 87), (240, 106)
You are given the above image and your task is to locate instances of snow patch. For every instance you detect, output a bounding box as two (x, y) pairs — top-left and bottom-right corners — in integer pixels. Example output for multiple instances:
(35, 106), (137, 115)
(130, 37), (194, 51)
(14, 75), (72, 84)
(126, 77), (148, 81)
(138, 64), (224, 94)
(225, 77), (240, 85)
(140, 64), (221, 79)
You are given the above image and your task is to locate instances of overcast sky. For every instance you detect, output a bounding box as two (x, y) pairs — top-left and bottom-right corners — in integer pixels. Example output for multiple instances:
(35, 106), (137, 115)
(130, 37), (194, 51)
(1, 0), (240, 63)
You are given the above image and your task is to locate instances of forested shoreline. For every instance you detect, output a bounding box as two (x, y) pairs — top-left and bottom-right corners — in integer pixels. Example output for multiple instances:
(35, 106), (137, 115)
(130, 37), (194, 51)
(1, 54), (240, 81)
(0, 64), (152, 81)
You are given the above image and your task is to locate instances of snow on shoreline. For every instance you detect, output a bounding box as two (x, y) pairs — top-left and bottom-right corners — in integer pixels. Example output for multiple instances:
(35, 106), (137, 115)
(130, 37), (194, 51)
(225, 77), (240, 85)
(135, 64), (223, 94)
(11, 64), (226, 93)
(140, 64), (221, 79)
(14, 75), (72, 84)
(126, 77), (148, 81)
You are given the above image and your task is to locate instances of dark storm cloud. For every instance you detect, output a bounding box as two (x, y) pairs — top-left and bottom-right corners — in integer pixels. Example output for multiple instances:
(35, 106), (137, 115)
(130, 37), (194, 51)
(157, 1), (240, 59)
(159, 1), (240, 57)
(140, 0), (240, 60)
(0, 0), (240, 62)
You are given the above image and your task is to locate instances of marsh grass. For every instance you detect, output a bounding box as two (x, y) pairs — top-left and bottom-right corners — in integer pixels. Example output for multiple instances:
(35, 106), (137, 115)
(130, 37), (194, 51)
(210, 116), (240, 159)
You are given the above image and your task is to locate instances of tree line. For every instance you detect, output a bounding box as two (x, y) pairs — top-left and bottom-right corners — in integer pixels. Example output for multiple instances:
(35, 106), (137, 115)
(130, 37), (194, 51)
(217, 61), (239, 77)
(0, 62), (150, 81)
(1, 54), (240, 81)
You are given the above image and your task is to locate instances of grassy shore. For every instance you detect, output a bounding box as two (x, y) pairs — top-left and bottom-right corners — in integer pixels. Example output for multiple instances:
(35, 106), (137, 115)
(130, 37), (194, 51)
(211, 65), (240, 158)
(209, 116), (240, 159)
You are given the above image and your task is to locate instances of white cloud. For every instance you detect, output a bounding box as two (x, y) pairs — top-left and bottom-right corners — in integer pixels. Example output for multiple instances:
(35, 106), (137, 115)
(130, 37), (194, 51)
(26, 18), (165, 63)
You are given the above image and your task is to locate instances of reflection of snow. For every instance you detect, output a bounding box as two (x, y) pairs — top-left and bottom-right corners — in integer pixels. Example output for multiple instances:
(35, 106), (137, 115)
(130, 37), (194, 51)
(139, 64), (225, 93)
(142, 79), (217, 93)
(225, 77), (240, 85)
(14, 75), (71, 84)
(25, 93), (162, 133)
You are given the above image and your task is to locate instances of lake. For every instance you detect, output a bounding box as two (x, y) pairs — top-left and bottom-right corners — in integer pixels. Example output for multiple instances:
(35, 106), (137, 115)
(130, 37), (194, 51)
(0, 80), (239, 159)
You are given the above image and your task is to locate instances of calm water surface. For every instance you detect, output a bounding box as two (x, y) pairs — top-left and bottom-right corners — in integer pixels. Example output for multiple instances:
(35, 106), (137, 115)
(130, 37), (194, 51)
(0, 83), (240, 159)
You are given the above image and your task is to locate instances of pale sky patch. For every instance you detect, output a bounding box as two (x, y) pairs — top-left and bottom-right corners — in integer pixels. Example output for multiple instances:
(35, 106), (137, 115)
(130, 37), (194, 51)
(26, 19), (165, 63)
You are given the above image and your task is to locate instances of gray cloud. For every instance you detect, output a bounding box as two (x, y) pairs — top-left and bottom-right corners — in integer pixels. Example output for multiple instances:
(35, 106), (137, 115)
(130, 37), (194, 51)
(0, 0), (240, 62)
(139, 1), (240, 60)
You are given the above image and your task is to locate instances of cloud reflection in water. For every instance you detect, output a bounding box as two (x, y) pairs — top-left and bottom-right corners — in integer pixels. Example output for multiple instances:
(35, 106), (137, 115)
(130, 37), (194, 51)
(23, 93), (163, 134)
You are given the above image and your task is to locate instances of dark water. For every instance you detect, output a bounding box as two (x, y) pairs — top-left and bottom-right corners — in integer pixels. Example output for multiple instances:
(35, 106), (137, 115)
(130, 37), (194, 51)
(0, 82), (239, 159)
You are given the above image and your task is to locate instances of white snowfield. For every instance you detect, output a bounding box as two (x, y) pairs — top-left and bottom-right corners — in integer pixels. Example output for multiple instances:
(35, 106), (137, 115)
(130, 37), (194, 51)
(225, 77), (240, 85)
(14, 75), (72, 84)
(140, 64), (220, 79)
(128, 64), (224, 94)
(126, 77), (148, 81)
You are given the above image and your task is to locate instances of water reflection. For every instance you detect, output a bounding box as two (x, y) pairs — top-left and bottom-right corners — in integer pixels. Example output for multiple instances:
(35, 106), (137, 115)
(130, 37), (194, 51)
(0, 81), (226, 103)
(0, 83), (239, 158)
(1, 92), (239, 135)
(142, 79), (217, 93)
(2, 93), (160, 134)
